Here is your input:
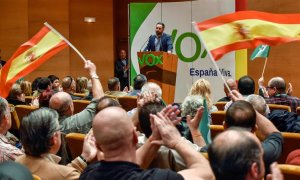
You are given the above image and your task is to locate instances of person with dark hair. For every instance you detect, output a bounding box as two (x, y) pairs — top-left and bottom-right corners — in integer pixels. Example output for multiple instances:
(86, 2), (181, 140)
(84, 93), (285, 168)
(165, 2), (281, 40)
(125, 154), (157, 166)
(261, 77), (300, 113)
(0, 97), (24, 162)
(224, 75), (255, 110)
(48, 75), (60, 93)
(49, 60), (104, 134)
(80, 106), (214, 180)
(127, 74), (147, 96)
(105, 77), (127, 97)
(115, 49), (129, 90)
(96, 96), (121, 113)
(208, 128), (282, 180)
(31, 77), (42, 92)
(144, 22), (173, 53)
(38, 89), (53, 108)
(16, 108), (97, 179)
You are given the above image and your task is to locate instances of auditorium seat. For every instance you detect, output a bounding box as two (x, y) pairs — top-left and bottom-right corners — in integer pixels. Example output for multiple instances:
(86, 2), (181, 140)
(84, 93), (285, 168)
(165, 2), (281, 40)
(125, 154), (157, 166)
(117, 96), (137, 111)
(277, 132), (300, 164)
(214, 102), (227, 111)
(296, 107), (300, 116)
(211, 111), (226, 125)
(278, 164), (300, 180)
(209, 125), (224, 140)
(65, 133), (85, 159)
(268, 104), (291, 112)
(32, 174), (41, 180)
(15, 105), (38, 122)
(73, 93), (86, 98)
(73, 100), (90, 114)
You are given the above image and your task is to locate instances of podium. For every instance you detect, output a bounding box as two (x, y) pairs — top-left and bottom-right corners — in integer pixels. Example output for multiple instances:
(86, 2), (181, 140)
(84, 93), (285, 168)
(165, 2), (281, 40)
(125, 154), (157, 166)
(137, 51), (178, 104)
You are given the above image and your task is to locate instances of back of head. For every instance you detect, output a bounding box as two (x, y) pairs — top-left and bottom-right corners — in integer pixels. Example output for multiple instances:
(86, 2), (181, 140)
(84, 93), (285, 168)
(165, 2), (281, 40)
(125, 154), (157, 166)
(189, 78), (213, 109)
(181, 95), (204, 117)
(0, 161), (33, 180)
(246, 94), (269, 116)
(208, 128), (263, 180)
(48, 75), (59, 84)
(238, 76), (255, 95)
(268, 77), (286, 93)
(93, 107), (134, 152)
(8, 83), (23, 99)
(62, 76), (75, 92)
(96, 96), (121, 113)
(76, 76), (88, 93)
(49, 92), (73, 117)
(107, 77), (120, 91)
(133, 74), (147, 90)
(138, 101), (165, 138)
(20, 108), (59, 157)
(0, 97), (9, 123)
(225, 100), (256, 130)
(32, 77), (42, 92)
(20, 81), (32, 96)
(141, 82), (162, 98)
(38, 77), (51, 91)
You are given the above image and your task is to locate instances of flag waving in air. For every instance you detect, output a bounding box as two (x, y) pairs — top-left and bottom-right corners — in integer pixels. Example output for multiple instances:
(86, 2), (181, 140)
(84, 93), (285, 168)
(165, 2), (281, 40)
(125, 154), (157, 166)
(0, 24), (68, 97)
(250, 45), (270, 60)
(195, 11), (300, 60)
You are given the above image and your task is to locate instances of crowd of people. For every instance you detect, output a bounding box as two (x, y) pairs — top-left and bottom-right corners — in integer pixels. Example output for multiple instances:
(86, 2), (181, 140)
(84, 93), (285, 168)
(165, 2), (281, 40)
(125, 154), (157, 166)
(2, 57), (300, 179)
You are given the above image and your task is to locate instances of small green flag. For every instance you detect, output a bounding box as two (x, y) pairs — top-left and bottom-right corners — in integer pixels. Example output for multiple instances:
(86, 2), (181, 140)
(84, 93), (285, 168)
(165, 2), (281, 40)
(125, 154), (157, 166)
(250, 45), (270, 60)
(199, 99), (211, 144)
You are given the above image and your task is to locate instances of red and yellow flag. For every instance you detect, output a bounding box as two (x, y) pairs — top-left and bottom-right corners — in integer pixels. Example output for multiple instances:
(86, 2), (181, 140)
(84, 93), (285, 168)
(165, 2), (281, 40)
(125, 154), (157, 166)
(0, 25), (67, 97)
(195, 11), (300, 60)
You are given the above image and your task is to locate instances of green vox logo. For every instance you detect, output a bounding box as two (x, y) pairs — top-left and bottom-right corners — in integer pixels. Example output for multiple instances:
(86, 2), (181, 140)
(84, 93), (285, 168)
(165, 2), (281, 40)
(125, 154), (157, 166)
(138, 54), (163, 66)
(171, 29), (207, 63)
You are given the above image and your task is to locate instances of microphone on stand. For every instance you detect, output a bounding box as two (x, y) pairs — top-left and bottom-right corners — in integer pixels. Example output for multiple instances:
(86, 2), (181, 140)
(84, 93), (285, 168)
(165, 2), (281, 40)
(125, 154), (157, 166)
(140, 35), (151, 52)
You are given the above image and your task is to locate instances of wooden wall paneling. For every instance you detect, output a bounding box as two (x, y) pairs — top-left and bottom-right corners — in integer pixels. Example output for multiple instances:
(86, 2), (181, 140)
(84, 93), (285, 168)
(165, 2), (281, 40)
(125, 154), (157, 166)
(247, 0), (300, 97)
(26, 0), (70, 82)
(70, 0), (114, 91)
(0, 0), (28, 64)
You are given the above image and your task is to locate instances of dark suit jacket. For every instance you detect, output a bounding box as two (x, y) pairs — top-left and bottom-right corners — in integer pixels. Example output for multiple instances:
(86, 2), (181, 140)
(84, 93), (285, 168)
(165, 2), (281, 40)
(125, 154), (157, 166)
(144, 33), (173, 52)
(115, 59), (128, 78)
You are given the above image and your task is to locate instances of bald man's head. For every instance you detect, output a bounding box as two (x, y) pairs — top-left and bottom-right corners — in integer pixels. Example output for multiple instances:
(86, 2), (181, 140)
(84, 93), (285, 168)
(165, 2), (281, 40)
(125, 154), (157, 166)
(93, 107), (136, 152)
(208, 128), (264, 180)
(268, 77), (286, 95)
(49, 92), (73, 117)
(62, 76), (76, 93)
(224, 79), (237, 96)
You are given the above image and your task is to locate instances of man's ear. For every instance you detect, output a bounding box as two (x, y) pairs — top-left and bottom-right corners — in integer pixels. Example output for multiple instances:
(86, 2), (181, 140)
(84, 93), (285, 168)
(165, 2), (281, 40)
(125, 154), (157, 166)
(249, 162), (259, 179)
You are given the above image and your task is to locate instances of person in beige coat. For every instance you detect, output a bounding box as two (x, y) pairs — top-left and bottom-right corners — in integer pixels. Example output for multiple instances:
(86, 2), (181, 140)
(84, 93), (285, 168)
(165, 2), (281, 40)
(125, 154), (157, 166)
(16, 108), (97, 180)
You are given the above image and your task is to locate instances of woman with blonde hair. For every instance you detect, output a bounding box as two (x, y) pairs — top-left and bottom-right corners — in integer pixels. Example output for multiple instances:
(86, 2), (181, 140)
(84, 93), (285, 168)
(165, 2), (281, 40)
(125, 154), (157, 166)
(188, 78), (218, 112)
(20, 81), (32, 96)
(76, 76), (89, 95)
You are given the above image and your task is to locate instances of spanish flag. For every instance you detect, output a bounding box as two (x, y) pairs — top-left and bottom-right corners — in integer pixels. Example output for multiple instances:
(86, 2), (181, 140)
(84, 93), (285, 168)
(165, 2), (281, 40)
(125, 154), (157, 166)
(0, 25), (67, 97)
(195, 11), (300, 60)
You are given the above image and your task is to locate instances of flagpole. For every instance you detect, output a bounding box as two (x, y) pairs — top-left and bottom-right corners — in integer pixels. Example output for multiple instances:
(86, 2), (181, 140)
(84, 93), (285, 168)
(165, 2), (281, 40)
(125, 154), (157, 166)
(44, 22), (87, 62)
(192, 22), (231, 93)
(261, 57), (268, 78)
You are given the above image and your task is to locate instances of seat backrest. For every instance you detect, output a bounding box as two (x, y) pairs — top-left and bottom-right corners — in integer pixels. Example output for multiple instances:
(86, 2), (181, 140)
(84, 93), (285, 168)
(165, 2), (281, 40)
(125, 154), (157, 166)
(209, 125), (224, 140)
(65, 133), (86, 159)
(32, 174), (41, 180)
(211, 111), (226, 125)
(9, 104), (20, 130)
(278, 164), (300, 180)
(268, 104), (291, 112)
(73, 100), (90, 114)
(117, 96), (137, 111)
(296, 107), (300, 116)
(214, 102), (227, 111)
(73, 93), (86, 98)
(278, 132), (300, 164)
(15, 105), (38, 122)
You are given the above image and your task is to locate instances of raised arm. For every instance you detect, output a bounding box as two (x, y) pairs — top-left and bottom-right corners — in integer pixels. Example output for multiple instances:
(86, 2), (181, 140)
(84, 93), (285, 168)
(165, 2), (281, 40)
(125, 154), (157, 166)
(84, 60), (104, 99)
(186, 107), (206, 147)
(151, 112), (214, 179)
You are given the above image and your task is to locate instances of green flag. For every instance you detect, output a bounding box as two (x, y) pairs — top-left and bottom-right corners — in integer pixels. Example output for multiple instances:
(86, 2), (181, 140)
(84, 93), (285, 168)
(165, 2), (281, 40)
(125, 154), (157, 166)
(250, 45), (270, 60)
(199, 99), (211, 144)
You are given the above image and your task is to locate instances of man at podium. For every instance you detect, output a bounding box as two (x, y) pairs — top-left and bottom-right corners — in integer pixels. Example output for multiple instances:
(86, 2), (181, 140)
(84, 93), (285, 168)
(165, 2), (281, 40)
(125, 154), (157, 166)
(144, 22), (173, 53)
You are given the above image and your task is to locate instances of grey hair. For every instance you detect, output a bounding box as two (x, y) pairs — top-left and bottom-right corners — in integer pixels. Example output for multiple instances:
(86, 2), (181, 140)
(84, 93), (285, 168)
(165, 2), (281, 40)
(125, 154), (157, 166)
(0, 97), (8, 123)
(246, 94), (270, 116)
(141, 82), (162, 98)
(181, 95), (204, 117)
